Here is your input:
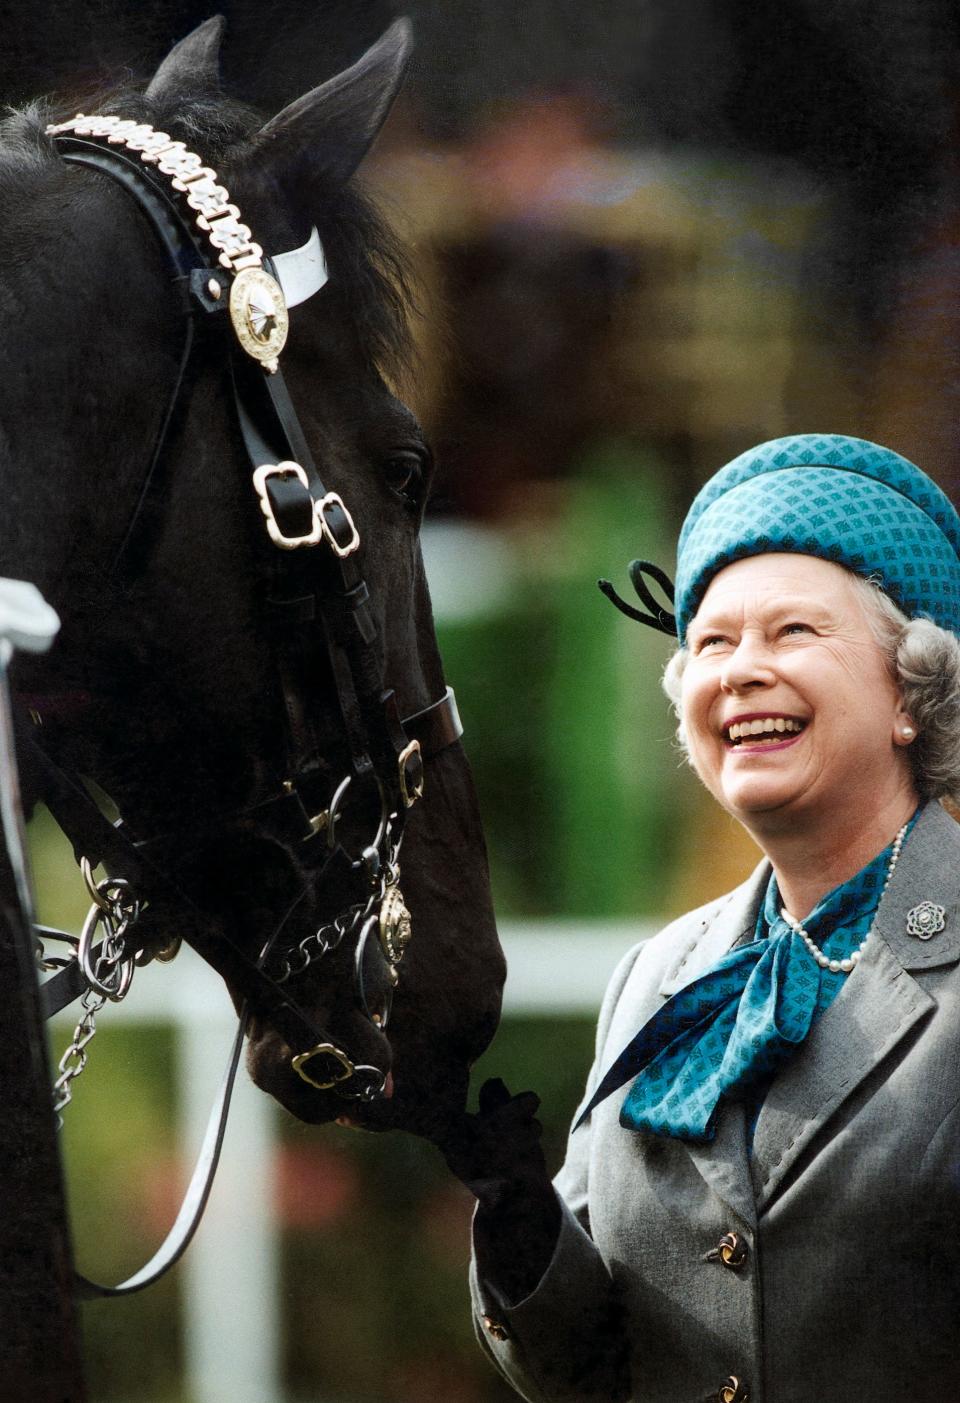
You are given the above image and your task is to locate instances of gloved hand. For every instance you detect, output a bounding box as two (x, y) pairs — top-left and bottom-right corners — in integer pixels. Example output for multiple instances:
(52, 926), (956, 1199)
(438, 1076), (552, 1209)
(439, 1077), (561, 1304)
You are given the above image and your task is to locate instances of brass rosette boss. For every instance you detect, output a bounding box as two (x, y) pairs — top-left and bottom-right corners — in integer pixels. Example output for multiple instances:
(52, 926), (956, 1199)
(379, 884), (413, 965)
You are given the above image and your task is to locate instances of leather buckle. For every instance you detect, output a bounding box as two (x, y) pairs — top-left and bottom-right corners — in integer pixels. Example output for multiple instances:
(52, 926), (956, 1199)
(252, 461), (322, 549)
(291, 1042), (355, 1089)
(316, 491), (360, 558)
(398, 739), (424, 809)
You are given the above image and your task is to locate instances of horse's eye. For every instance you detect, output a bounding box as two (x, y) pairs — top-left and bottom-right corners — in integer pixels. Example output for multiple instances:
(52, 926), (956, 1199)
(382, 450), (426, 504)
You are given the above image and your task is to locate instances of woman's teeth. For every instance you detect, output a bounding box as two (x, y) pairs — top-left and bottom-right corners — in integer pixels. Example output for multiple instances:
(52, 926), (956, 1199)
(727, 717), (805, 745)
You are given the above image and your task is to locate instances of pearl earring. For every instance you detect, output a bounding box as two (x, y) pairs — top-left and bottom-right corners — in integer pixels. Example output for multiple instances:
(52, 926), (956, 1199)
(901, 725), (915, 740)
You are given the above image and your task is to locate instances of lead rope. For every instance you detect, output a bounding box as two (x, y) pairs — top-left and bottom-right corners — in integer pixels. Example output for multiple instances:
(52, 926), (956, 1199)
(50, 854), (310, 1298)
(38, 856), (247, 1300)
(72, 1010), (247, 1299)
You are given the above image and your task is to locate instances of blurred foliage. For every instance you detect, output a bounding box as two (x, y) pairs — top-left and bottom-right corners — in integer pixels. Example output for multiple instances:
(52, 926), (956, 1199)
(436, 444), (698, 918)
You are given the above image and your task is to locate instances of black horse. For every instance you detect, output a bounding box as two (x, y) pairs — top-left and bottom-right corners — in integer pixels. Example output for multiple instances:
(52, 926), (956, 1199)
(0, 16), (503, 1139)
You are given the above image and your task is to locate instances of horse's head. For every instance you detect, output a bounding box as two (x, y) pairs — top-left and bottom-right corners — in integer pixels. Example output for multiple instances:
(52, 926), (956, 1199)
(1, 17), (503, 1136)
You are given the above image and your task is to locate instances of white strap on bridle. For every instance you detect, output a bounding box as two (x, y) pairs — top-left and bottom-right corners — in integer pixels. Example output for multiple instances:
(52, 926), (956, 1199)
(271, 226), (328, 308)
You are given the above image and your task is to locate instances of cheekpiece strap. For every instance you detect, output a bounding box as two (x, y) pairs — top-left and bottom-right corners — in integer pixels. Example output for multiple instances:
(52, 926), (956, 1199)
(598, 559), (677, 636)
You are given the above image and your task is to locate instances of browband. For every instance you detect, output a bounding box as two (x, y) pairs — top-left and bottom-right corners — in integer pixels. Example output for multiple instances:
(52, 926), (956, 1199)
(46, 113), (329, 372)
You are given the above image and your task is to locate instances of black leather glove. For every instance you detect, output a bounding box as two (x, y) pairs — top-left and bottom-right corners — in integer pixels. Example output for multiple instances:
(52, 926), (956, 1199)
(439, 1077), (553, 1209)
(438, 1077), (561, 1303)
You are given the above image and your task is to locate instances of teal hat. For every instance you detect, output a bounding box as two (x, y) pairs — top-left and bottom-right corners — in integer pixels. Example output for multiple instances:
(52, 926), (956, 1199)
(674, 433), (960, 643)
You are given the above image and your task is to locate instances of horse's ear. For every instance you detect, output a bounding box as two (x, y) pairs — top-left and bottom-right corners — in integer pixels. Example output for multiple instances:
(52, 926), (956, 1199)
(145, 15), (226, 105)
(252, 17), (412, 191)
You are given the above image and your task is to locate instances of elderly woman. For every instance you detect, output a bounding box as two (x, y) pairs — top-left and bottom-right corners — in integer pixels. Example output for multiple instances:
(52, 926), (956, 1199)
(440, 433), (960, 1403)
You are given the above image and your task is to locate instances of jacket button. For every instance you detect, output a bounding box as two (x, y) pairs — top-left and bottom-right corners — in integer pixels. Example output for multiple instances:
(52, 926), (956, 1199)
(718, 1375), (749, 1403)
(717, 1231), (748, 1270)
(482, 1315), (510, 1342)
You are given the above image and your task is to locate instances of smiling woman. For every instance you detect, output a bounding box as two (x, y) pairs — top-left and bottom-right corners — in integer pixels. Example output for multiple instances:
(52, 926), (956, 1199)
(434, 432), (960, 1403)
(665, 563), (960, 829)
(666, 555), (923, 887)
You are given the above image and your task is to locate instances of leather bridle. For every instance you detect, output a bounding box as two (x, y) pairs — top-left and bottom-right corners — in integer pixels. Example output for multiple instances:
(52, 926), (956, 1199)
(31, 112), (463, 1103)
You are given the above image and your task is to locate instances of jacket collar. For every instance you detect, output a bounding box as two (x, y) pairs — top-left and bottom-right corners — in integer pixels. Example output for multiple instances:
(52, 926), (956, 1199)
(657, 863), (768, 999)
(659, 800), (960, 995)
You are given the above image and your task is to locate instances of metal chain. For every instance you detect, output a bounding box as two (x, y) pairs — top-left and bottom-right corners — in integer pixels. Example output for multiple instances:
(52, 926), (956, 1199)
(50, 808), (403, 1123)
(268, 900), (365, 984)
(51, 986), (107, 1122)
(50, 862), (142, 1125)
(268, 843), (403, 985)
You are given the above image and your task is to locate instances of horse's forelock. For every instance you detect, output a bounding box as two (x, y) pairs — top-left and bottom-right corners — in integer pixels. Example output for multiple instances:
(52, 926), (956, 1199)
(0, 101), (58, 174)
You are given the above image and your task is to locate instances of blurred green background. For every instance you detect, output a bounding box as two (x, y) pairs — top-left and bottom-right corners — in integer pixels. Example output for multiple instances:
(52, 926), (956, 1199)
(22, 0), (960, 1397)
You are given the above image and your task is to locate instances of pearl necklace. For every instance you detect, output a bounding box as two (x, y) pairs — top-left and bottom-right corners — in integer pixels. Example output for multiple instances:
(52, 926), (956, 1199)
(780, 822), (908, 974)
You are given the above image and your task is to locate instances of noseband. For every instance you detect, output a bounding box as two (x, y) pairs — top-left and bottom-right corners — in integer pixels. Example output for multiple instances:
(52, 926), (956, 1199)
(32, 113), (463, 1102)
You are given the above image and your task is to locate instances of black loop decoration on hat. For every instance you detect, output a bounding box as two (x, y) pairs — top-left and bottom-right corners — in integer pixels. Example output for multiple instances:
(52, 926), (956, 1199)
(598, 560), (677, 636)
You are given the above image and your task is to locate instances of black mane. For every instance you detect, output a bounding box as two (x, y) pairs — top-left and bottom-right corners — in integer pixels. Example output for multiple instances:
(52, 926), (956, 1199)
(0, 86), (416, 382)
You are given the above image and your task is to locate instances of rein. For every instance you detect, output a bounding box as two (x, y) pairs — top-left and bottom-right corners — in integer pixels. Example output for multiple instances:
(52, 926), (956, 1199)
(29, 115), (460, 1110)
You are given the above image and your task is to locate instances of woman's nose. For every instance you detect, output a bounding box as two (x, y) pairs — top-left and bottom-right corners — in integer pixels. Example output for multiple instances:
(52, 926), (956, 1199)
(720, 636), (776, 693)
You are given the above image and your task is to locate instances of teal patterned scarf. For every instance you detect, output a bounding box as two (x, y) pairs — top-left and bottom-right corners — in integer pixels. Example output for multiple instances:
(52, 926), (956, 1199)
(578, 814), (918, 1144)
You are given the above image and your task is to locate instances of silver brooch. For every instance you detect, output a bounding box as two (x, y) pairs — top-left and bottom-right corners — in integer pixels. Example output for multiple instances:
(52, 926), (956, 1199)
(906, 901), (947, 940)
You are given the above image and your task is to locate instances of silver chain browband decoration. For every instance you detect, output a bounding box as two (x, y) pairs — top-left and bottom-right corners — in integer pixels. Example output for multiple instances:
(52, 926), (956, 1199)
(45, 113), (289, 373)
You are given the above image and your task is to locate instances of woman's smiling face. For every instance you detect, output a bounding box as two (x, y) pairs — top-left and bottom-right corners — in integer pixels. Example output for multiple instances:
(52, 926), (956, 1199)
(681, 553), (917, 828)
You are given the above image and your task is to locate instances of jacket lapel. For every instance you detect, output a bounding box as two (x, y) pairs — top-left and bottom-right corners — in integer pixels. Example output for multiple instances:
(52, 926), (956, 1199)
(658, 861), (769, 996)
(657, 862), (769, 1228)
(750, 801), (960, 1211)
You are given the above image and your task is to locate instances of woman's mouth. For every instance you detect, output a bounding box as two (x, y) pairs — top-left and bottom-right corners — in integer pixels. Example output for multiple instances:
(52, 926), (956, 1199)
(723, 715), (807, 750)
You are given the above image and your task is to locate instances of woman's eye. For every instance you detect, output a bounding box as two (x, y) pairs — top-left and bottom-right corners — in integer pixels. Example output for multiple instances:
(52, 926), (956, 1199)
(782, 622), (811, 636)
(697, 635), (729, 652)
(382, 451), (426, 504)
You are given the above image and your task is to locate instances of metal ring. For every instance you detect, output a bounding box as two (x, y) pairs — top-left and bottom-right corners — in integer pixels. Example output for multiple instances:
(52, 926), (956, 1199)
(325, 773), (389, 860)
(354, 913), (397, 1030)
(80, 858), (139, 922)
(98, 878), (138, 917)
(77, 904), (135, 1002)
(80, 856), (108, 910)
(341, 1065), (387, 1102)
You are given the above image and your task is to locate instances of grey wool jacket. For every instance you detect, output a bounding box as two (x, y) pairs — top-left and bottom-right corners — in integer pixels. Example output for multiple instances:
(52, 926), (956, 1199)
(470, 800), (960, 1403)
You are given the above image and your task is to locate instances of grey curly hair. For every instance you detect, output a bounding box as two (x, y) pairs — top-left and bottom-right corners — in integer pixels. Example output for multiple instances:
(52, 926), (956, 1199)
(661, 571), (960, 804)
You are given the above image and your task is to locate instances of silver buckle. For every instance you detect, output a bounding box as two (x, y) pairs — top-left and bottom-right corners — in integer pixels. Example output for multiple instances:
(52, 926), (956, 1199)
(316, 492), (360, 558)
(252, 462), (322, 549)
